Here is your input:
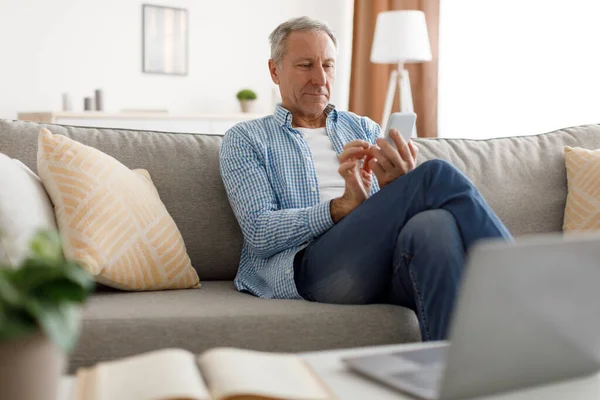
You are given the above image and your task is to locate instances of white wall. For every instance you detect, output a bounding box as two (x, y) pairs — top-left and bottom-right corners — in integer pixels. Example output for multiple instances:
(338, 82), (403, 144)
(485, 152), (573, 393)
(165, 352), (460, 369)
(0, 0), (354, 119)
(438, 0), (600, 138)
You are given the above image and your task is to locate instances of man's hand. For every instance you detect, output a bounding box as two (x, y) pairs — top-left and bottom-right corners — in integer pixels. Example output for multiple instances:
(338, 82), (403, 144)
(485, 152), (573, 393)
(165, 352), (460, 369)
(365, 129), (418, 188)
(331, 140), (373, 223)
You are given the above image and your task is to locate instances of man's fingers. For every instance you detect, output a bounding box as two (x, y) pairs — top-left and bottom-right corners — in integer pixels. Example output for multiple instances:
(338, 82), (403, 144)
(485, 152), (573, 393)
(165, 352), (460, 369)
(343, 140), (370, 151)
(375, 138), (403, 170)
(338, 160), (358, 175)
(362, 155), (373, 172)
(338, 160), (364, 190)
(369, 158), (387, 181)
(338, 147), (367, 163)
(391, 131), (413, 165)
(403, 140), (416, 171)
(389, 129), (404, 150)
(360, 168), (372, 180)
(369, 144), (398, 174)
(409, 141), (419, 160)
(360, 167), (372, 183)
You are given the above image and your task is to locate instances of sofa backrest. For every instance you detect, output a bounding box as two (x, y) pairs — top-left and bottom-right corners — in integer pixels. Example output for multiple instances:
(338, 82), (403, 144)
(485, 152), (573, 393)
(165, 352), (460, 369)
(0, 120), (243, 281)
(413, 124), (600, 237)
(2, 119), (600, 281)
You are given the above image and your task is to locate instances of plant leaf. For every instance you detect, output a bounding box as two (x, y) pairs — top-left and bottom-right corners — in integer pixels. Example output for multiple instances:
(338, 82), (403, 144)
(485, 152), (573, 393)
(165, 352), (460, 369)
(10, 259), (93, 295)
(34, 280), (88, 304)
(21, 296), (43, 320)
(36, 302), (80, 353)
(0, 273), (22, 305)
(10, 261), (64, 292)
(0, 307), (37, 341)
(0, 230), (90, 350)
(63, 261), (95, 292)
(29, 229), (64, 262)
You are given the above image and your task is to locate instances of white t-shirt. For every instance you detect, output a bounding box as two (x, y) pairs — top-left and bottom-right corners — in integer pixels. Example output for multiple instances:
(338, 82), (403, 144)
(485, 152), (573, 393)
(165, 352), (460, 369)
(295, 127), (346, 202)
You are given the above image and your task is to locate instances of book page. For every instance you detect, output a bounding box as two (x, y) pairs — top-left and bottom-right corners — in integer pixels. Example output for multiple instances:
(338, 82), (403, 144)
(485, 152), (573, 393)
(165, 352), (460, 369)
(197, 348), (335, 400)
(95, 348), (210, 400)
(74, 367), (98, 400)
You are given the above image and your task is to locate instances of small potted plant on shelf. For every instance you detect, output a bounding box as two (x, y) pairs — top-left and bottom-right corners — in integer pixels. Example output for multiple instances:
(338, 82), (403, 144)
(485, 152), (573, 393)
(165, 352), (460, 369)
(236, 89), (258, 113)
(0, 230), (94, 400)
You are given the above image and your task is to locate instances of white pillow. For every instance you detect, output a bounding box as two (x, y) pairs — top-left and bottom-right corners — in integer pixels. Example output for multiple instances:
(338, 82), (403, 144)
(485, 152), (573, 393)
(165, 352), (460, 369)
(0, 153), (57, 267)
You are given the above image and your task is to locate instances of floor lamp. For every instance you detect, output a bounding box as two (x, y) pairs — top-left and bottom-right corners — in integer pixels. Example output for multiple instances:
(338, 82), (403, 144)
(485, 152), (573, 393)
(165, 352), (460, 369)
(371, 10), (432, 136)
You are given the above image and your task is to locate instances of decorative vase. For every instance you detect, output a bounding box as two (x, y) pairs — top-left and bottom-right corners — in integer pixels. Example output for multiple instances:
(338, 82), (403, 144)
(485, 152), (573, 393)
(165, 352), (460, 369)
(0, 332), (66, 400)
(84, 97), (94, 111)
(94, 89), (104, 111)
(62, 93), (72, 112)
(239, 99), (255, 113)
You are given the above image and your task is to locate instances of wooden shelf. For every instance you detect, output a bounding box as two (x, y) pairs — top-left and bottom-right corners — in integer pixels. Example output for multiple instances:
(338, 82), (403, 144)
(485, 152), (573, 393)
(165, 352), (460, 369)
(18, 111), (267, 122)
(16, 111), (270, 135)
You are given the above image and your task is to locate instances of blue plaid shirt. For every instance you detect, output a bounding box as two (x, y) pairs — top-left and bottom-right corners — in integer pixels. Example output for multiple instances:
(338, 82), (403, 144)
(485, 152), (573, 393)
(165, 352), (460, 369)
(219, 104), (382, 299)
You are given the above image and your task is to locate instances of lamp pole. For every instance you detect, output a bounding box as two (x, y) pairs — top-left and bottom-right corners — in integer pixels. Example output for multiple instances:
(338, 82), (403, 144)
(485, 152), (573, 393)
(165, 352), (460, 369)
(381, 62), (417, 137)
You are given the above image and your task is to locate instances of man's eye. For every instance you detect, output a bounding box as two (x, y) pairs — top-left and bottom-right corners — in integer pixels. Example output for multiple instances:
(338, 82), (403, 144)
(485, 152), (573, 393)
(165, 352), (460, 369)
(299, 64), (311, 68)
(324, 64), (334, 69)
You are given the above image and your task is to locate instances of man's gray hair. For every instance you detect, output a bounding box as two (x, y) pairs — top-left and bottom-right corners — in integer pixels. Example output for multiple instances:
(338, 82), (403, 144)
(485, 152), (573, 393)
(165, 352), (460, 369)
(269, 16), (337, 66)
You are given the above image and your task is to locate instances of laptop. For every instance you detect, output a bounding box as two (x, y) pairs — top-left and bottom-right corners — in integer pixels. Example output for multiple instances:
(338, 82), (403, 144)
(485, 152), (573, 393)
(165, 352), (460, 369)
(342, 232), (600, 400)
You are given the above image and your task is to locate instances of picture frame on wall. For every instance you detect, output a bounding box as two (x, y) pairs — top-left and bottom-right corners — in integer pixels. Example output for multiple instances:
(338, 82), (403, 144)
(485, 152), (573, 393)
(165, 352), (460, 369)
(142, 4), (188, 76)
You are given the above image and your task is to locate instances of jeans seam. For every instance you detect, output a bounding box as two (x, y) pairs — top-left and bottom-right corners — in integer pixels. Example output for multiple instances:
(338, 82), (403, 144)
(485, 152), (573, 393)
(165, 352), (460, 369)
(406, 262), (432, 341)
(392, 252), (431, 341)
(392, 252), (414, 297)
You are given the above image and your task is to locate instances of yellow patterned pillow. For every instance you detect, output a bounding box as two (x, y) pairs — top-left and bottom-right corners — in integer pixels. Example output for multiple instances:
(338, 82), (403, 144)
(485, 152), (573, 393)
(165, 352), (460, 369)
(563, 146), (600, 232)
(37, 128), (200, 290)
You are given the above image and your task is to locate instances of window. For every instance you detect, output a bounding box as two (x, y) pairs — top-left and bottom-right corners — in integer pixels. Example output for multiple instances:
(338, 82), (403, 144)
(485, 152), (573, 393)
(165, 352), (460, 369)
(438, 0), (600, 138)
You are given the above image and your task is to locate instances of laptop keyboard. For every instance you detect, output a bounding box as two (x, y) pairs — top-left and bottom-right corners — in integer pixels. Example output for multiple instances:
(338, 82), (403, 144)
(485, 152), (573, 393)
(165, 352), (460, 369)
(392, 367), (443, 390)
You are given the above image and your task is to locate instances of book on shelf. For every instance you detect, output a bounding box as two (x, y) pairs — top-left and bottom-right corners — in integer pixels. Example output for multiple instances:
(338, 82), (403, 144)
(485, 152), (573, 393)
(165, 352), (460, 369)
(73, 346), (337, 400)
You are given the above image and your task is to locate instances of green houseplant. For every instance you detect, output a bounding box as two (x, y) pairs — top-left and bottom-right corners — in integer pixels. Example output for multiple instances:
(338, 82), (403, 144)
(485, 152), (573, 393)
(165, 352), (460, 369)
(0, 229), (94, 400)
(236, 89), (258, 113)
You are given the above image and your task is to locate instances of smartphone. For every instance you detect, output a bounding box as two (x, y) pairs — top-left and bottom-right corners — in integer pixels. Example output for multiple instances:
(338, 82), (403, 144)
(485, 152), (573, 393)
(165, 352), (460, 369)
(383, 112), (417, 146)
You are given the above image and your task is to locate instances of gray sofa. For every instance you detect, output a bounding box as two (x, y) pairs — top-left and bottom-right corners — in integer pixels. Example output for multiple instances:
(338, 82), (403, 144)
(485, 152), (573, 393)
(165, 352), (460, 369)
(1, 119), (599, 373)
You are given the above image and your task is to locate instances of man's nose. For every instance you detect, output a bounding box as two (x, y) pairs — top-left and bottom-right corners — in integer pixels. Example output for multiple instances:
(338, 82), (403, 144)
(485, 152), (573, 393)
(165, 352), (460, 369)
(310, 65), (327, 87)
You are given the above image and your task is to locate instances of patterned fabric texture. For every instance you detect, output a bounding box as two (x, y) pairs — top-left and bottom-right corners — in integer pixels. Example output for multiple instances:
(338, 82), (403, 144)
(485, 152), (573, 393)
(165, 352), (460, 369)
(563, 146), (600, 232)
(37, 128), (200, 290)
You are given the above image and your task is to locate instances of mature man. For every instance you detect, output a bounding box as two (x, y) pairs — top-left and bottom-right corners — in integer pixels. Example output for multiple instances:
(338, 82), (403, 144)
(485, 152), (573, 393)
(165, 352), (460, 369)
(220, 17), (511, 341)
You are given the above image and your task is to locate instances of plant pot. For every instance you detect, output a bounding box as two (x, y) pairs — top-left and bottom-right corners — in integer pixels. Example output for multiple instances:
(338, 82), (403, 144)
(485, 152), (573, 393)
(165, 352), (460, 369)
(0, 332), (66, 400)
(239, 99), (256, 113)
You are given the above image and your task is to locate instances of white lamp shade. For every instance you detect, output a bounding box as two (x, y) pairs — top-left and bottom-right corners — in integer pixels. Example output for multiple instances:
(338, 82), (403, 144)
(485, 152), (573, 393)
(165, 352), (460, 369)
(370, 10), (432, 64)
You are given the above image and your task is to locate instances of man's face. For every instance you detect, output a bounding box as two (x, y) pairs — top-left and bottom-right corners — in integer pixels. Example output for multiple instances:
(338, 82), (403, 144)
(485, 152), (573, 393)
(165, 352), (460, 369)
(269, 30), (336, 117)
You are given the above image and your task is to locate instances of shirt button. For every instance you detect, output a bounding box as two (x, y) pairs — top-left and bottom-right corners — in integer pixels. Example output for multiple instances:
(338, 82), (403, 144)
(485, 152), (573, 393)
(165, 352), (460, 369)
(287, 268), (292, 274)
(306, 156), (311, 160)
(311, 187), (316, 192)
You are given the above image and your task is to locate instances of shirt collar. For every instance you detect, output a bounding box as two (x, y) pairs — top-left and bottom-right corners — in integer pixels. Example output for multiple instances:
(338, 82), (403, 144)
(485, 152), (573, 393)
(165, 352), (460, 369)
(274, 103), (338, 129)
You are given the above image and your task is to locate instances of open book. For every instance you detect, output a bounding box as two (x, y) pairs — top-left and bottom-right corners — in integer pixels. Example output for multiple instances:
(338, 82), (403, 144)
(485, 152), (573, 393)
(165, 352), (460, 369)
(73, 347), (337, 400)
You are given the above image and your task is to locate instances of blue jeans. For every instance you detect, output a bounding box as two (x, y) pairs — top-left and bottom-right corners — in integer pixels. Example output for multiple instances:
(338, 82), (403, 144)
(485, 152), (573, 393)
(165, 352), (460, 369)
(293, 159), (512, 341)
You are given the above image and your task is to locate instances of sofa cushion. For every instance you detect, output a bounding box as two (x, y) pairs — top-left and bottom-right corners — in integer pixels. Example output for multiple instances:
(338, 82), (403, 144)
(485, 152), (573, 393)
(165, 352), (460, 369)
(69, 281), (420, 372)
(563, 146), (600, 232)
(37, 128), (200, 290)
(0, 120), (243, 281)
(0, 152), (57, 267)
(413, 124), (600, 236)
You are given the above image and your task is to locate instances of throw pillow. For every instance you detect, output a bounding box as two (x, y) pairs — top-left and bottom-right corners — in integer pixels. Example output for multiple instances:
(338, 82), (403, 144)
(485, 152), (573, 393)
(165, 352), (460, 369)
(563, 146), (600, 232)
(37, 128), (200, 290)
(0, 153), (58, 267)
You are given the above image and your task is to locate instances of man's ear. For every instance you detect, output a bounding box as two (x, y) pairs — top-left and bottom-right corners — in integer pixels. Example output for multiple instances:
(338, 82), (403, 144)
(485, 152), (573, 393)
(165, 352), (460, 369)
(268, 59), (280, 85)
